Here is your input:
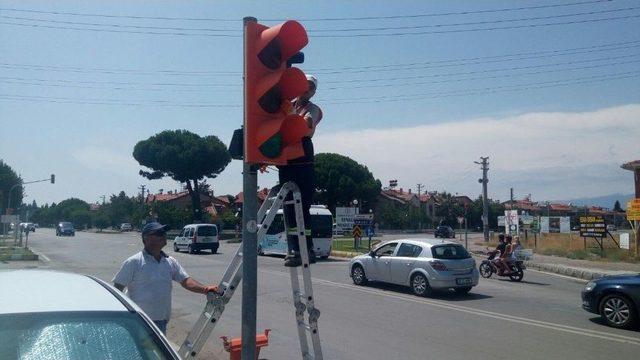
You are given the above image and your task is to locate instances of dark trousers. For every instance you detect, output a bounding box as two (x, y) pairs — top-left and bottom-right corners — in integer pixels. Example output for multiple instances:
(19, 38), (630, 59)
(277, 137), (315, 253)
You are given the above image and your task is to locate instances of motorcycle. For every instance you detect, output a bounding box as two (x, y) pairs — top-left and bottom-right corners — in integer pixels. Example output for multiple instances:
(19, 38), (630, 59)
(478, 251), (525, 282)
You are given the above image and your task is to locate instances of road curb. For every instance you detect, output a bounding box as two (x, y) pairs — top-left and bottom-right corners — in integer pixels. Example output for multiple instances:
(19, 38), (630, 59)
(523, 261), (609, 280)
(331, 250), (363, 259)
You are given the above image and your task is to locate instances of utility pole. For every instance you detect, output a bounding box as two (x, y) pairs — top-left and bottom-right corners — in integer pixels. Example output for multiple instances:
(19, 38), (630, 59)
(417, 183), (424, 232)
(100, 195), (106, 205)
(510, 187), (514, 203)
(475, 157), (490, 242)
(138, 185), (147, 205)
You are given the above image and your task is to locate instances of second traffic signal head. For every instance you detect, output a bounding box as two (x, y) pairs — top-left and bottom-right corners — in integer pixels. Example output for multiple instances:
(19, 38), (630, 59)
(245, 19), (310, 165)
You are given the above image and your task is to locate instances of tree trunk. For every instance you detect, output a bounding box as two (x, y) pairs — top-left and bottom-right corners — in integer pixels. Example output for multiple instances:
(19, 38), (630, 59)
(185, 180), (202, 221)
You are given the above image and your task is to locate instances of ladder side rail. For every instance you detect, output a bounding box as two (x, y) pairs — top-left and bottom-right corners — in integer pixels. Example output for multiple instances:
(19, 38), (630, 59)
(289, 266), (311, 358)
(219, 245), (243, 285)
(291, 184), (324, 360)
(182, 298), (227, 359)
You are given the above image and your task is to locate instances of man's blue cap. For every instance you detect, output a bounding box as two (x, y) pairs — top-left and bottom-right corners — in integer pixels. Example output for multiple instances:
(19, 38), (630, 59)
(142, 222), (167, 236)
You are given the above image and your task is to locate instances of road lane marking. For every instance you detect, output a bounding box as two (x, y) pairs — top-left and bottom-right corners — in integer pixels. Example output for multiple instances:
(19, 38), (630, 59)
(260, 268), (640, 346)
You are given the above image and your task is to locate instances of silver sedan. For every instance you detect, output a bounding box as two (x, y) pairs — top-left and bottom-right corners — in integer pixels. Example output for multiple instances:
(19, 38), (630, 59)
(349, 238), (479, 296)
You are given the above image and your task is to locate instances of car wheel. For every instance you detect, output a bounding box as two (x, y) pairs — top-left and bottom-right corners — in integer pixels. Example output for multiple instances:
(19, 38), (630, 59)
(257, 245), (264, 256)
(600, 294), (637, 329)
(211, 247), (218, 254)
(320, 255), (329, 260)
(173, 242), (179, 252)
(479, 262), (493, 278)
(188, 245), (195, 254)
(411, 273), (431, 297)
(454, 286), (472, 295)
(351, 265), (368, 286)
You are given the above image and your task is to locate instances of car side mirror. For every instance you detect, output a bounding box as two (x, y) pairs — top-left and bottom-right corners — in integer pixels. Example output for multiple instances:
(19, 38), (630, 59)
(369, 251), (376, 258)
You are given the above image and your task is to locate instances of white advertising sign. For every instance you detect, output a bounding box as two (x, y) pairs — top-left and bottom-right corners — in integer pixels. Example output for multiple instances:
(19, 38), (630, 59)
(620, 233), (630, 250)
(505, 210), (519, 235)
(335, 207), (359, 233)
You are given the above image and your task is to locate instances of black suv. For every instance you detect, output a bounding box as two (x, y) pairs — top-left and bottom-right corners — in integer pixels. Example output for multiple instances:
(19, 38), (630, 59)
(56, 222), (75, 236)
(434, 225), (455, 238)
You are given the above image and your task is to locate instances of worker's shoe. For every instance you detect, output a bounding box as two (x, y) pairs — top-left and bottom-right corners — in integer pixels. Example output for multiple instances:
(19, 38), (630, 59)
(284, 252), (302, 267)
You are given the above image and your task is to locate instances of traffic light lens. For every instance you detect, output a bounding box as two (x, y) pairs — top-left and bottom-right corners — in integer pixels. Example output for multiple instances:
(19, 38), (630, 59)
(259, 133), (282, 158)
(258, 39), (282, 70)
(259, 86), (283, 113)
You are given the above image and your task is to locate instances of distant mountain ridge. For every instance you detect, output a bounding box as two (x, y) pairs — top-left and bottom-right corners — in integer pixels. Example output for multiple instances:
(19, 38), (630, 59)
(560, 193), (635, 210)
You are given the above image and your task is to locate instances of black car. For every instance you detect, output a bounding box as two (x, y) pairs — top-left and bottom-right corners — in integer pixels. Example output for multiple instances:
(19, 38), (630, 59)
(434, 226), (455, 239)
(56, 222), (75, 236)
(581, 274), (640, 329)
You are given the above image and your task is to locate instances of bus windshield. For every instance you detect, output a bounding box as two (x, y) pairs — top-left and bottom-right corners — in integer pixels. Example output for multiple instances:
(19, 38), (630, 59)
(309, 214), (333, 238)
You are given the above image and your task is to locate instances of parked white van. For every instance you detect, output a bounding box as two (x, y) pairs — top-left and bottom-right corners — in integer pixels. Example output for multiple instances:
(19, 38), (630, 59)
(173, 223), (219, 254)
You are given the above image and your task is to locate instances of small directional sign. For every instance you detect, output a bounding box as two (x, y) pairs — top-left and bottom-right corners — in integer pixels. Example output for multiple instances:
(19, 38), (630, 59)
(352, 225), (362, 238)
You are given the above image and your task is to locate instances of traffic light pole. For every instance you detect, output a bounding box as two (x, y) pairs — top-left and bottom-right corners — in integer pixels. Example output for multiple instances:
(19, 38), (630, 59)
(241, 16), (258, 360)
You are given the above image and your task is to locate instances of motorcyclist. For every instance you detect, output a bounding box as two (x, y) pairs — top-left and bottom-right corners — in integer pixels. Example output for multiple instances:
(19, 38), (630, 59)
(500, 235), (515, 275)
(489, 234), (506, 273)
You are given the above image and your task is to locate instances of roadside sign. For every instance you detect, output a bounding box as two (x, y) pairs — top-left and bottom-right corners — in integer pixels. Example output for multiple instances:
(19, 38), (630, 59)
(579, 216), (606, 238)
(620, 233), (630, 250)
(1, 215), (19, 224)
(626, 198), (640, 221)
(520, 215), (534, 225)
(457, 216), (464, 224)
(353, 213), (374, 227)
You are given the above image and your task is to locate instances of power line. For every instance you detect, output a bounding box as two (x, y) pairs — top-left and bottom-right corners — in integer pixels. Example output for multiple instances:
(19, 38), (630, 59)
(0, 1), (612, 22)
(0, 93), (240, 107)
(313, 13), (640, 38)
(320, 71), (640, 104)
(0, 79), (242, 93)
(309, 6), (639, 32)
(2, 40), (638, 79)
(314, 44), (640, 75)
(3, 10), (637, 37)
(0, 20), (241, 37)
(0, 15), (240, 33)
(3, 5), (633, 34)
(309, 39), (640, 73)
(6, 58), (637, 93)
(324, 53), (640, 83)
(0, 63), (239, 76)
(1, 71), (636, 107)
(325, 58), (640, 90)
(0, 76), (239, 87)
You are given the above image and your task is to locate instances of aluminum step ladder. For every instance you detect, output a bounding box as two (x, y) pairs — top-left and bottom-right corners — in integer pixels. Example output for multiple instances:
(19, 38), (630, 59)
(178, 182), (323, 360)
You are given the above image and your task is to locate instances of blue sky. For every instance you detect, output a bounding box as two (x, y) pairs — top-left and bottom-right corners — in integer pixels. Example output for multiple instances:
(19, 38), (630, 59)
(1, 0), (639, 207)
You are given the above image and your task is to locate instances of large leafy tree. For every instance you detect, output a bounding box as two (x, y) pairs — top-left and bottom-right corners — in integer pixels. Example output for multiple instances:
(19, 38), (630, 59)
(0, 160), (23, 213)
(133, 130), (231, 221)
(314, 153), (381, 212)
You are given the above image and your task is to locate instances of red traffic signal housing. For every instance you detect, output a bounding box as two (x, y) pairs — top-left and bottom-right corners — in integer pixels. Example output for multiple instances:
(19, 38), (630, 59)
(244, 20), (309, 165)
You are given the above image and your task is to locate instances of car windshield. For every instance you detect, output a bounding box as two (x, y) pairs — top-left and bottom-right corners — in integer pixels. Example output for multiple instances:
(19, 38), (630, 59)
(0, 312), (172, 359)
(197, 226), (217, 236)
(60, 223), (73, 228)
(431, 244), (471, 260)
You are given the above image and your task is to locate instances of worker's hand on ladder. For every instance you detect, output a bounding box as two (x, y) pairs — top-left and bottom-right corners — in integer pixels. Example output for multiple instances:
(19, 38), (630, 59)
(203, 285), (220, 295)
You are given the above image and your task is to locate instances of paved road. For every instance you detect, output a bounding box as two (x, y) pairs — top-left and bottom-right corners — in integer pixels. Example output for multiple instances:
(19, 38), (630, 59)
(3, 229), (639, 360)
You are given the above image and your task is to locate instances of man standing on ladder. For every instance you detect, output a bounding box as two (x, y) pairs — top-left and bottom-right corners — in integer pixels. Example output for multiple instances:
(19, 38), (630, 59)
(278, 74), (322, 267)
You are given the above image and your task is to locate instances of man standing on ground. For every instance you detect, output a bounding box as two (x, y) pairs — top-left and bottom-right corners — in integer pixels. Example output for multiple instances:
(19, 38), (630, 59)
(277, 74), (323, 267)
(113, 222), (218, 334)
